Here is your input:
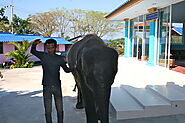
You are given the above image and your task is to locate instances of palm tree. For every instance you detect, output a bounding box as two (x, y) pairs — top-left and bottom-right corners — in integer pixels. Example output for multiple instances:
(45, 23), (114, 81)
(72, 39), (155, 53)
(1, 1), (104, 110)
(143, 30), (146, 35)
(5, 40), (34, 68)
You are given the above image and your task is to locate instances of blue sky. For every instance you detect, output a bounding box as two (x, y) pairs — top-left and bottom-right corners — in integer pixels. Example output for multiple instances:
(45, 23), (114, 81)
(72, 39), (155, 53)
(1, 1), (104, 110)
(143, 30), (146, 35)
(1, 0), (125, 39)
(1, 0), (125, 19)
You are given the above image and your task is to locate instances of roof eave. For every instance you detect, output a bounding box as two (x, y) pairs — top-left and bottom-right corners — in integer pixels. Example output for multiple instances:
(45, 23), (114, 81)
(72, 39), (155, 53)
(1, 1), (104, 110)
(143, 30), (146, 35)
(105, 0), (144, 20)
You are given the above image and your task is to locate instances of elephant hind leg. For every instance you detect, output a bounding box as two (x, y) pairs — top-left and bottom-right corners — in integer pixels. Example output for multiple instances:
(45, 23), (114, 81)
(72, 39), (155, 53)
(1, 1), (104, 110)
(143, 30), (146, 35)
(81, 87), (99, 123)
(95, 86), (111, 123)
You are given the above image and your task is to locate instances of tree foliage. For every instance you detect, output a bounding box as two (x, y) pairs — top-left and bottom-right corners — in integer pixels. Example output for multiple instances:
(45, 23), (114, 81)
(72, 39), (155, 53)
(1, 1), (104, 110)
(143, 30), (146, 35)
(107, 38), (125, 55)
(83, 11), (122, 37)
(52, 8), (71, 37)
(12, 14), (38, 34)
(29, 8), (122, 38)
(5, 40), (34, 68)
(0, 8), (11, 32)
(29, 11), (57, 37)
(0, 8), (9, 23)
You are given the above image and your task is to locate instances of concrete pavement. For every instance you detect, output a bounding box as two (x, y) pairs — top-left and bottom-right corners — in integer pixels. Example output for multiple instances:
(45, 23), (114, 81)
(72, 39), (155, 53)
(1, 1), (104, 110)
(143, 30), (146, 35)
(0, 57), (185, 123)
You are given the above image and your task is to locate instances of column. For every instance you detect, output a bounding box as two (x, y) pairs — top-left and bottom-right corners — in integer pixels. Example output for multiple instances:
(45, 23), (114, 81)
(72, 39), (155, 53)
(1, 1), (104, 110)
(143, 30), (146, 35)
(129, 20), (133, 57)
(147, 20), (156, 65)
(124, 18), (132, 57)
(147, 8), (157, 66)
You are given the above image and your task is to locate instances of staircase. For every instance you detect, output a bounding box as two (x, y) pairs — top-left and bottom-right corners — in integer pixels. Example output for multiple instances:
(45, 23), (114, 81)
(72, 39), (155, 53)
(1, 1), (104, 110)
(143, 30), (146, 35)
(110, 83), (185, 120)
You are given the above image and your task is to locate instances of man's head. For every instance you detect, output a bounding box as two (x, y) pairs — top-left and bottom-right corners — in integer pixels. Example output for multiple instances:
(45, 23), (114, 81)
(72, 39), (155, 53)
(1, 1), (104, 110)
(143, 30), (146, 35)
(45, 39), (57, 55)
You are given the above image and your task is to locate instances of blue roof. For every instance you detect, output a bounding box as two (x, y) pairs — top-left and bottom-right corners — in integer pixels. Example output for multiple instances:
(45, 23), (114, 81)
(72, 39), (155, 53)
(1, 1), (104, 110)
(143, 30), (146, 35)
(105, 0), (130, 18)
(0, 33), (72, 44)
(0, 33), (24, 42)
(44, 37), (72, 44)
(0, 32), (12, 34)
(68, 35), (112, 44)
(172, 27), (183, 35)
(14, 34), (45, 42)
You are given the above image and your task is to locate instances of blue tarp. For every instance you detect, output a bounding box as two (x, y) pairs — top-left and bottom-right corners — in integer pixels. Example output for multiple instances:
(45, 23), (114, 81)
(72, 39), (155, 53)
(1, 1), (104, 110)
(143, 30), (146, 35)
(172, 27), (183, 35)
(103, 40), (112, 44)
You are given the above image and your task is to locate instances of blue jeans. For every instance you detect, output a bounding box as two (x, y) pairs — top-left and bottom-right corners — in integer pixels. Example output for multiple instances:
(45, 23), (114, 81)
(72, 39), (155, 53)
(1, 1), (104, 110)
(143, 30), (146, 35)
(43, 85), (63, 123)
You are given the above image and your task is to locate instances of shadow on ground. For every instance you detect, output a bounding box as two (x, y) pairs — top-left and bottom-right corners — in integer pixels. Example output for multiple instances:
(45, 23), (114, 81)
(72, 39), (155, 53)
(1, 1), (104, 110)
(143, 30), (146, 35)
(0, 89), (185, 123)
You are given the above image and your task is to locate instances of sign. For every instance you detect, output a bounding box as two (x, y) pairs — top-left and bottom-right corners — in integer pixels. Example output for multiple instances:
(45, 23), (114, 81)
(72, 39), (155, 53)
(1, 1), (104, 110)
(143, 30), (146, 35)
(146, 11), (158, 21)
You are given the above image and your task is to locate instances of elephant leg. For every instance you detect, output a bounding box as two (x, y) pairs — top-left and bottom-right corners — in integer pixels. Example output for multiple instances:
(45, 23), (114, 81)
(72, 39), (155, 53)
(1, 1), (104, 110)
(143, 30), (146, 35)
(76, 89), (84, 109)
(95, 86), (111, 123)
(81, 86), (98, 123)
(77, 62), (98, 123)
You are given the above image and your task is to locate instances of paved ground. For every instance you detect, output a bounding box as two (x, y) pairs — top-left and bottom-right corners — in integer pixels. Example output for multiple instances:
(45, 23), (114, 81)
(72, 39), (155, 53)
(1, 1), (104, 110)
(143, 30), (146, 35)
(0, 57), (185, 123)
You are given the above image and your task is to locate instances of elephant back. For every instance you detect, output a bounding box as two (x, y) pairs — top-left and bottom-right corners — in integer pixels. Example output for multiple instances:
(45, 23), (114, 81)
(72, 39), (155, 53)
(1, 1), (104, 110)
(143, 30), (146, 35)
(67, 34), (105, 68)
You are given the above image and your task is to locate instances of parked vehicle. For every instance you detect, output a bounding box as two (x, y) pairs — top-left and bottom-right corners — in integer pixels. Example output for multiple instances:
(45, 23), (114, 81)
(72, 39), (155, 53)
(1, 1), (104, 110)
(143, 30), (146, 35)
(2, 58), (16, 68)
(56, 51), (68, 57)
(56, 51), (68, 62)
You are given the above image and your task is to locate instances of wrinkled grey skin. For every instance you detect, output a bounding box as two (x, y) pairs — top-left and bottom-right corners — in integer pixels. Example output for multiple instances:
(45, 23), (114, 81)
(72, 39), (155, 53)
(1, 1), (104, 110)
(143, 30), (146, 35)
(67, 34), (118, 123)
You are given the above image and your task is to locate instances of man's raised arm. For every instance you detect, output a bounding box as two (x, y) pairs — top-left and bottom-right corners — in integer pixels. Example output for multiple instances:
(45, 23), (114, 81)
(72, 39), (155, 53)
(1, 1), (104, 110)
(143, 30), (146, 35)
(31, 39), (43, 59)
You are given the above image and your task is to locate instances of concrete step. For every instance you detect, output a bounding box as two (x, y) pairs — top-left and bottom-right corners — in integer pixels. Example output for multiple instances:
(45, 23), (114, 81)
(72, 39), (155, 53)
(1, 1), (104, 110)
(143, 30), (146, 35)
(119, 85), (175, 118)
(110, 87), (144, 120)
(146, 85), (185, 114)
(121, 85), (171, 109)
(146, 85), (185, 102)
(166, 82), (185, 93)
(111, 85), (185, 120)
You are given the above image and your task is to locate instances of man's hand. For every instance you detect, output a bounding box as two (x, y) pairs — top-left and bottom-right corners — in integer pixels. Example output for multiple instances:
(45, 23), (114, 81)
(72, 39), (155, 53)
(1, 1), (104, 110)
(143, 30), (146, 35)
(33, 39), (42, 45)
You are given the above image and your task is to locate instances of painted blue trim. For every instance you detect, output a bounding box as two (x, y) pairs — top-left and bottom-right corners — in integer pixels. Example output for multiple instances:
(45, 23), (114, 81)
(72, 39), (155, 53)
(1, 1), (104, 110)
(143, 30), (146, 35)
(129, 21), (133, 57)
(124, 21), (129, 58)
(147, 21), (156, 66)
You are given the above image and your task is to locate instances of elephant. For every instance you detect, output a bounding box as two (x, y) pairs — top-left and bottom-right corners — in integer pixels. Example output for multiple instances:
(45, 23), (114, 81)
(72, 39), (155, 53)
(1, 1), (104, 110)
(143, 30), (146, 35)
(67, 34), (118, 123)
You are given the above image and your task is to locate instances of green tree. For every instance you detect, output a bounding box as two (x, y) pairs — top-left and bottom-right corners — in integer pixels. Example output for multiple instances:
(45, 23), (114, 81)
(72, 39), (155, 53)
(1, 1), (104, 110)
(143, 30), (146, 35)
(52, 8), (71, 37)
(69, 9), (86, 37)
(68, 10), (122, 38)
(0, 8), (11, 32)
(0, 21), (11, 32)
(0, 8), (9, 23)
(5, 40), (34, 68)
(84, 11), (122, 37)
(29, 11), (57, 37)
(12, 14), (38, 34)
(29, 8), (122, 38)
(107, 38), (124, 55)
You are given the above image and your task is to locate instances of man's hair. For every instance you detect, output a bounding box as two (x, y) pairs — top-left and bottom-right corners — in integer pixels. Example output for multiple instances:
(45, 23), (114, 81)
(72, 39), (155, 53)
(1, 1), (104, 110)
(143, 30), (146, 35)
(45, 39), (57, 47)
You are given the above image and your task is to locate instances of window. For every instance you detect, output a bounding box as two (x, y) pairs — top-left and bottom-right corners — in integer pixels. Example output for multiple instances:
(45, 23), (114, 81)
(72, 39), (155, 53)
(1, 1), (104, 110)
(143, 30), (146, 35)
(171, 23), (183, 44)
(0, 42), (3, 54)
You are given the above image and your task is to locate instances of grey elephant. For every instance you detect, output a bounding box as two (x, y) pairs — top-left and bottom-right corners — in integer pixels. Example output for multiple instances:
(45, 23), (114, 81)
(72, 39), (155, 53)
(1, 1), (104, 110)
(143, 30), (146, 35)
(67, 34), (118, 123)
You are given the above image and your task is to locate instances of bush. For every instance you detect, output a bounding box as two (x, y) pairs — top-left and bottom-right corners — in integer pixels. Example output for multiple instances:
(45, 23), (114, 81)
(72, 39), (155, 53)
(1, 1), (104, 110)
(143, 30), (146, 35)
(10, 62), (34, 69)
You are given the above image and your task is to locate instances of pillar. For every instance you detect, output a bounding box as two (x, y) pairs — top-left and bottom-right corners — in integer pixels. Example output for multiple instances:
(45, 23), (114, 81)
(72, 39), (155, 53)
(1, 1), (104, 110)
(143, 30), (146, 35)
(147, 8), (157, 66)
(124, 18), (133, 57)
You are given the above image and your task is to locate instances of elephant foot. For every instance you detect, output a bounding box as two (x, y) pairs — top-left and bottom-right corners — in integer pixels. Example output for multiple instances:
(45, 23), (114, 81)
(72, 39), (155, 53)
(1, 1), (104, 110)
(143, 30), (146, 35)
(76, 102), (84, 109)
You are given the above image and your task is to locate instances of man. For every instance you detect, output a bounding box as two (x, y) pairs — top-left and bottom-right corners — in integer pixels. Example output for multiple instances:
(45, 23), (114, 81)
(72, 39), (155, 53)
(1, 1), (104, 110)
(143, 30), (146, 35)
(31, 38), (74, 123)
